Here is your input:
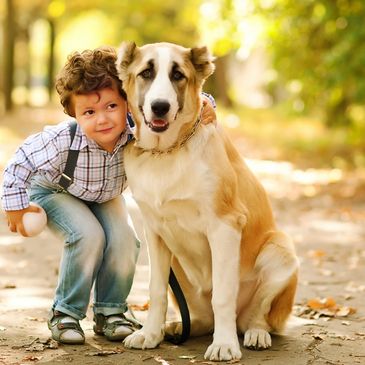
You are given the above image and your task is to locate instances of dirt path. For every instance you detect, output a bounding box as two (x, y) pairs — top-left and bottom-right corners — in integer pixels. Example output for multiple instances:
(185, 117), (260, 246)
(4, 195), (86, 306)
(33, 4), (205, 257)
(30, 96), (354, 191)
(0, 108), (364, 365)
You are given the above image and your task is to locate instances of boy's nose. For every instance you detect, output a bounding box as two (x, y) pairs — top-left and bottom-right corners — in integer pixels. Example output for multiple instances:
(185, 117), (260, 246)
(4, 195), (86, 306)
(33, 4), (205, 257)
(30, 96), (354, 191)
(96, 113), (108, 124)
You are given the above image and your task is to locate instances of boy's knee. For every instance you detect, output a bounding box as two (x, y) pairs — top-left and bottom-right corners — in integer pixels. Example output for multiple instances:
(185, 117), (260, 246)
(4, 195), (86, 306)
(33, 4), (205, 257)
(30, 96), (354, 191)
(65, 224), (105, 252)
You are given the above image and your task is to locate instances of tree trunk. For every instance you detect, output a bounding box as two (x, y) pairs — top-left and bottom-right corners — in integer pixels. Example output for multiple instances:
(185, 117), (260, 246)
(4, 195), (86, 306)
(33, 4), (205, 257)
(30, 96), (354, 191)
(47, 18), (56, 101)
(213, 54), (233, 108)
(4, 0), (16, 111)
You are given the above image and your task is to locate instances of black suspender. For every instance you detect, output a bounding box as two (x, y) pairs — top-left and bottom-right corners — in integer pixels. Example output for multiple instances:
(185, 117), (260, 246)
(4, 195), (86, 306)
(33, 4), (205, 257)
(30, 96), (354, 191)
(58, 121), (79, 190)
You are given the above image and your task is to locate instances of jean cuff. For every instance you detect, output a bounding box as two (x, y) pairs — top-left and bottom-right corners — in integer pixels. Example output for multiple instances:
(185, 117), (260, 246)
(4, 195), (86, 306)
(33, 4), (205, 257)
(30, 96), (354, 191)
(93, 302), (128, 316)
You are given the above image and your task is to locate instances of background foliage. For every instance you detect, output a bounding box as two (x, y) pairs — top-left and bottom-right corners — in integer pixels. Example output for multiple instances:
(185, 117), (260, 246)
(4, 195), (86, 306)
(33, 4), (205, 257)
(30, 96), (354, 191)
(1, 0), (364, 168)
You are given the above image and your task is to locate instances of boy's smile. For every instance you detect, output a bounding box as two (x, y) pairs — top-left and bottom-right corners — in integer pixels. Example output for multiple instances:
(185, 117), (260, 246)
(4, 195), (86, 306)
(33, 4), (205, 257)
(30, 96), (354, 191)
(73, 86), (127, 152)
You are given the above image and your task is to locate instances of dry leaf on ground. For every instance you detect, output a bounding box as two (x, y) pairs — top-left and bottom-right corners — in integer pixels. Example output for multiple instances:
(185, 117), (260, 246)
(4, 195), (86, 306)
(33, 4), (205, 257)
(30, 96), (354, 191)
(129, 302), (150, 311)
(294, 297), (356, 319)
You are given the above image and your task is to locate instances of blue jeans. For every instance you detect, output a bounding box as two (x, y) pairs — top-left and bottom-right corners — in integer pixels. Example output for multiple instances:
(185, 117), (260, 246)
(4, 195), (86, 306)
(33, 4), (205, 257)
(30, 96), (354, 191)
(29, 185), (140, 320)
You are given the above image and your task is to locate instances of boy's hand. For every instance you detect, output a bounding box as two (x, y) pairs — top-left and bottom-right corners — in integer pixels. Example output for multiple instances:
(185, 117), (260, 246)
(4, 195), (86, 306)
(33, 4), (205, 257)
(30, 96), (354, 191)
(201, 96), (217, 125)
(5, 205), (41, 237)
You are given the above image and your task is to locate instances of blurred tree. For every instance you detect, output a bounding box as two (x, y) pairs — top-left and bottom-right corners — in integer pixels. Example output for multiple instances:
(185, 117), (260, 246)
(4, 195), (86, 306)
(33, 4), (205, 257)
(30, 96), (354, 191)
(198, 0), (247, 107)
(255, 0), (365, 126)
(3, 0), (15, 111)
(2, 0), (248, 110)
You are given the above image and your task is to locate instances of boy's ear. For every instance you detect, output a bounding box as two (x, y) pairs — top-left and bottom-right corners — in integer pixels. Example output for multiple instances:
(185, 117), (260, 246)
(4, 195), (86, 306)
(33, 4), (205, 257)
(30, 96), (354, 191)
(190, 46), (215, 82)
(117, 41), (138, 82)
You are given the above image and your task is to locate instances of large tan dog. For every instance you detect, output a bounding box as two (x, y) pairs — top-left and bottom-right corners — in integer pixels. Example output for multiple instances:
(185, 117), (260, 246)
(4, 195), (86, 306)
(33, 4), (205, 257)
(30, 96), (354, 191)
(117, 42), (299, 361)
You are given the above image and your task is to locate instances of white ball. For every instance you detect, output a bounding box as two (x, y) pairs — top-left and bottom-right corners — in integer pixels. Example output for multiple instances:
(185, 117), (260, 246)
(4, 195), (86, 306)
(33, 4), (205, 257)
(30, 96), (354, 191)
(22, 202), (47, 237)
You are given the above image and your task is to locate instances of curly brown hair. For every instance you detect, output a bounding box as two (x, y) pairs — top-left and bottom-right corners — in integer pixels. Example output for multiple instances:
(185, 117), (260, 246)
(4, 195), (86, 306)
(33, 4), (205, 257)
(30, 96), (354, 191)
(55, 46), (127, 117)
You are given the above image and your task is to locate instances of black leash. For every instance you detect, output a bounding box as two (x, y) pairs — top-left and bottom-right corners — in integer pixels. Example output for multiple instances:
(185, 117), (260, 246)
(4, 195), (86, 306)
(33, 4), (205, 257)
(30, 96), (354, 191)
(165, 269), (191, 344)
(60, 121), (191, 344)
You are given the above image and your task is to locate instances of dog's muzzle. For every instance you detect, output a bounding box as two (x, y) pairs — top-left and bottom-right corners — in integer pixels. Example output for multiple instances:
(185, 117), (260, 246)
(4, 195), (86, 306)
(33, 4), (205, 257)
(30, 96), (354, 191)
(144, 99), (171, 133)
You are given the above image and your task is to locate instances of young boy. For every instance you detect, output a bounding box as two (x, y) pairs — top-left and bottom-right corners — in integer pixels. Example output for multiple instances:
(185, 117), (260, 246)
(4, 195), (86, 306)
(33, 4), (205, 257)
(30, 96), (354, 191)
(1, 46), (217, 344)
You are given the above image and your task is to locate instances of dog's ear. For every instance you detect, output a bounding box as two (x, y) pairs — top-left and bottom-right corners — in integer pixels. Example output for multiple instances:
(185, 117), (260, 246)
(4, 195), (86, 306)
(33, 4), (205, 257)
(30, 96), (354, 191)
(116, 41), (138, 81)
(190, 46), (215, 81)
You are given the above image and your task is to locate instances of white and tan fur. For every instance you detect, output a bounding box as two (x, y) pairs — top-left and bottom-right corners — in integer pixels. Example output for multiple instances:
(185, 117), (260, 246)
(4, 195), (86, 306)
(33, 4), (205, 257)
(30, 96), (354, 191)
(117, 42), (299, 361)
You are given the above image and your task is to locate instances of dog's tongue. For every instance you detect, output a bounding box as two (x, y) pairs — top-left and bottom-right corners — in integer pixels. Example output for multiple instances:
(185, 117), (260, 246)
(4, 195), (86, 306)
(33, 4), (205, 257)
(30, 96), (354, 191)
(151, 119), (167, 127)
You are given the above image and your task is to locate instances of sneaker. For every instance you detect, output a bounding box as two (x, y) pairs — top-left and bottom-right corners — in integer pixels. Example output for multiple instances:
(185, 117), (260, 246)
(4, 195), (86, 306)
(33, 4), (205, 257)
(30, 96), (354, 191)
(93, 313), (140, 341)
(47, 310), (85, 345)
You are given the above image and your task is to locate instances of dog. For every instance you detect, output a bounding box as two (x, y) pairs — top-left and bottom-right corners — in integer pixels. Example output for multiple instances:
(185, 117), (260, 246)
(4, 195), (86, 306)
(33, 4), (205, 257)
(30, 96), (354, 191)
(117, 42), (299, 361)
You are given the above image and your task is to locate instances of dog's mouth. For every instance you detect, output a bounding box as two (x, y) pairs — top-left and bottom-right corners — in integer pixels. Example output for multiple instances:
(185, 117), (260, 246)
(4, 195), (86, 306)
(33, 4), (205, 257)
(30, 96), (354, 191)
(140, 106), (170, 133)
(148, 118), (170, 133)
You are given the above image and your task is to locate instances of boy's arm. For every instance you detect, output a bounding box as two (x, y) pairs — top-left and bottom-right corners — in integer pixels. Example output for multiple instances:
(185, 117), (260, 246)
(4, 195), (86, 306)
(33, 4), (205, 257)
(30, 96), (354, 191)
(1, 128), (63, 212)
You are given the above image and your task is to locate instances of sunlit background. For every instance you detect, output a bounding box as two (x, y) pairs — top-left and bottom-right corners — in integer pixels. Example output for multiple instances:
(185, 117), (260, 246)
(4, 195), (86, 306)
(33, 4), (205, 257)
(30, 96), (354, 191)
(1, 0), (365, 169)
(1, 3), (365, 356)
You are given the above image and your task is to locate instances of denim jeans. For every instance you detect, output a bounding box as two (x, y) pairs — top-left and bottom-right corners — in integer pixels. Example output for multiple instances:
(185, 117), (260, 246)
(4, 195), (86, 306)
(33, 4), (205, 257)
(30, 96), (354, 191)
(29, 184), (140, 320)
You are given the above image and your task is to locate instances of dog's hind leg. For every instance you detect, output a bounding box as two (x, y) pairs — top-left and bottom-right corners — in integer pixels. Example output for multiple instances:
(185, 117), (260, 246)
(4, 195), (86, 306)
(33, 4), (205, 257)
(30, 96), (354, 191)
(238, 231), (298, 350)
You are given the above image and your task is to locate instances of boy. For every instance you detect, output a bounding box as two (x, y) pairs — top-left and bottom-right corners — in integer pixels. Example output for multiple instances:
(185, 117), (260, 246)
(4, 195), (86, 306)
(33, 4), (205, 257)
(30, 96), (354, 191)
(1, 46), (217, 344)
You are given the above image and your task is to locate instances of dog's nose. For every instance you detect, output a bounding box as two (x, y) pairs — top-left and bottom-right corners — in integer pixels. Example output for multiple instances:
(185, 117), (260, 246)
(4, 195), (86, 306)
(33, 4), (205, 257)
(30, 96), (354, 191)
(151, 100), (170, 117)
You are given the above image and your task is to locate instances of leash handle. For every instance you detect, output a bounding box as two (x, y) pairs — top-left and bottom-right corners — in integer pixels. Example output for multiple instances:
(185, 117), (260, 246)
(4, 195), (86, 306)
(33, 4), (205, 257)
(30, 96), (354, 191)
(166, 268), (191, 344)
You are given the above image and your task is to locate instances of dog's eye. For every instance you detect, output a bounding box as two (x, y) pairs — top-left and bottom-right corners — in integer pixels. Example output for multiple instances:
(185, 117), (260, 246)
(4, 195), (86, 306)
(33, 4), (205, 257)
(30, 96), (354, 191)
(172, 71), (185, 81)
(140, 69), (152, 79)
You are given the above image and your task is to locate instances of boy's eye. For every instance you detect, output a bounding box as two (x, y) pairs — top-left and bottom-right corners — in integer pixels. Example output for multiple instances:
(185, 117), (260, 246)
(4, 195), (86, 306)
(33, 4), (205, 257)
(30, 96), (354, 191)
(84, 110), (94, 116)
(108, 103), (118, 109)
(172, 70), (185, 81)
(139, 69), (153, 79)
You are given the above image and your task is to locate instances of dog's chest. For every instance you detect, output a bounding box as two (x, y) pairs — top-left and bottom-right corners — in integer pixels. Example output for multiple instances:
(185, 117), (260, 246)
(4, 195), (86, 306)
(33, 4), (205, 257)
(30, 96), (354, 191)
(125, 148), (214, 232)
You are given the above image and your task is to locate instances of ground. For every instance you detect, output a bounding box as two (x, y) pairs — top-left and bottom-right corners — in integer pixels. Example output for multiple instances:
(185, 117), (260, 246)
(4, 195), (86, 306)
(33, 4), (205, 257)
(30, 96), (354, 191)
(0, 107), (364, 365)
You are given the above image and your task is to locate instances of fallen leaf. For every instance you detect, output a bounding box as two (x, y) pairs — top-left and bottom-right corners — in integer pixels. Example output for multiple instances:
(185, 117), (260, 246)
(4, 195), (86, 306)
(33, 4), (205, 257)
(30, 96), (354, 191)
(86, 348), (124, 356)
(25, 317), (44, 322)
(307, 297), (336, 310)
(312, 334), (325, 340)
(22, 355), (42, 362)
(129, 302), (150, 311)
(154, 356), (172, 365)
(307, 250), (326, 259)
(4, 283), (16, 289)
(296, 298), (356, 319)
(336, 306), (356, 317)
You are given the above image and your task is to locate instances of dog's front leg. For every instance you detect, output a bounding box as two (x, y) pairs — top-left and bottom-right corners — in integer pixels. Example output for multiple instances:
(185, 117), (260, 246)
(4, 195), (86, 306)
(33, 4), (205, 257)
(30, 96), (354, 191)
(205, 221), (242, 361)
(124, 229), (171, 349)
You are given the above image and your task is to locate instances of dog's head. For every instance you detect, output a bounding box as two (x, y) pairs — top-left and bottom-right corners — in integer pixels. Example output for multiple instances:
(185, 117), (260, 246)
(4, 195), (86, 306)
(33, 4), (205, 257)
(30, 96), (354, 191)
(116, 42), (215, 149)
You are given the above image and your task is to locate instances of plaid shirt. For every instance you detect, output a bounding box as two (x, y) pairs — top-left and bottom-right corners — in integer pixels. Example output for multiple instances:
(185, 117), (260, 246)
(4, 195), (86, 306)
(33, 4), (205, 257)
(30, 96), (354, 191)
(1, 118), (134, 211)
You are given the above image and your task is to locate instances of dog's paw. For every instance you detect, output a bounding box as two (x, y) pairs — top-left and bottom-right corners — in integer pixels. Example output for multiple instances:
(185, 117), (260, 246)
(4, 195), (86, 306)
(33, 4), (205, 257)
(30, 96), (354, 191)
(123, 329), (163, 349)
(204, 341), (242, 361)
(243, 328), (272, 350)
(165, 321), (182, 336)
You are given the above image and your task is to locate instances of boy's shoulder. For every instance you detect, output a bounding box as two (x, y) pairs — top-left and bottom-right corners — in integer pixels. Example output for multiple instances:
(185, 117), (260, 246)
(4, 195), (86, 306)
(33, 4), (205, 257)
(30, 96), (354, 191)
(42, 120), (74, 137)
(25, 120), (73, 141)
(22, 119), (75, 149)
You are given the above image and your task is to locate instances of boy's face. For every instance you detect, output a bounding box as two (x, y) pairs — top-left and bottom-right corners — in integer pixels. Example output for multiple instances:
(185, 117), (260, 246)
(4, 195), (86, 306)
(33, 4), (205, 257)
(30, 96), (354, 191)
(73, 86), (127, 152)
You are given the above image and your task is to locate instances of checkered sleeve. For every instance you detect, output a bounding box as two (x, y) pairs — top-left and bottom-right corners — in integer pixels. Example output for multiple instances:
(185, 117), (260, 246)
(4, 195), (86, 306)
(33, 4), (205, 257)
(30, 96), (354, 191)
(201, 92), (216, 109)
(1, 126), (67, 211)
